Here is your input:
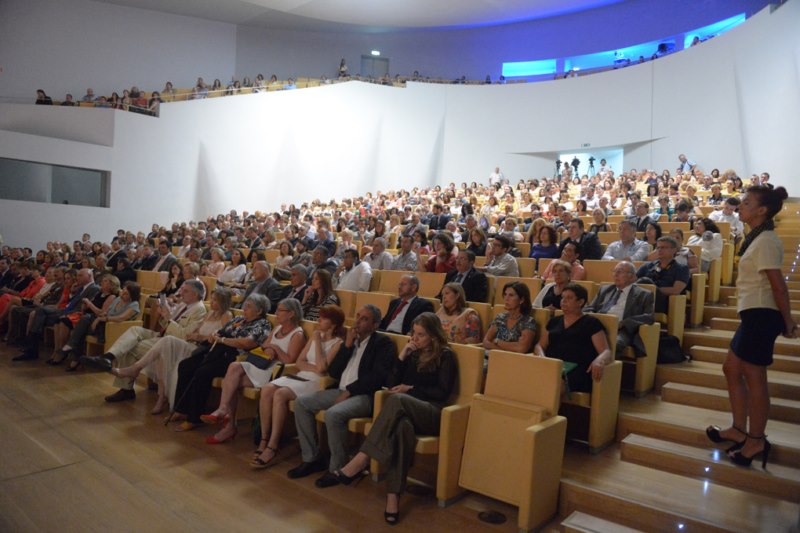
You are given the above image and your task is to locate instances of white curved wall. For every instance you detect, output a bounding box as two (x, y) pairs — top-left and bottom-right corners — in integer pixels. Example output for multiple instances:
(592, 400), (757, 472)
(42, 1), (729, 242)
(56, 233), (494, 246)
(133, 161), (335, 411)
(0, 1), (798, 249)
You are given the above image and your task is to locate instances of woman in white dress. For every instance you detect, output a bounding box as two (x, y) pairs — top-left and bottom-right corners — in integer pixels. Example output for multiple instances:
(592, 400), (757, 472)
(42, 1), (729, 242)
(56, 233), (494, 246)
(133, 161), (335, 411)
(202, 298), (306, 443)
(112, 287), (233, 415)
(250, 304), (345, 468)
(218, 249), (246, 285)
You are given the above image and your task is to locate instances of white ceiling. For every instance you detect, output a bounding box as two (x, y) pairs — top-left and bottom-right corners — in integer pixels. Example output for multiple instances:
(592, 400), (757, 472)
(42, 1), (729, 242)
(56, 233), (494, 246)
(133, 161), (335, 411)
(92, 0), (629, 32)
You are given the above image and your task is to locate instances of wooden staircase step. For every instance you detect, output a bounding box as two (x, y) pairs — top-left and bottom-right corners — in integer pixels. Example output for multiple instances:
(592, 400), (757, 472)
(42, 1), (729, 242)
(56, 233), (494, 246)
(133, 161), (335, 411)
(718, 287), (736, 300)
(560, 448), (799, 533)
(655, 360), (800, 400)
(683, 328), (800, 356)
(618, 395), (800, 468)
(703, 305), (800, 324)
(726, 295), (800, 309)
(707, 317), (739, 331)
(560, 510), (645, 533)
(620, 434), (800, 503)
(688, 346), (800, 373)
(661, 382), (800, 424)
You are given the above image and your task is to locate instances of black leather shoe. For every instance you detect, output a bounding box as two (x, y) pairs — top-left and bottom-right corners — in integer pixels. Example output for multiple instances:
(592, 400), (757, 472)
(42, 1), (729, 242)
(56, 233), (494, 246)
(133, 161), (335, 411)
(287, 458), (327, 479)
(82, 355), (113, 371)
(104, 389), (136, 402)
(12, 350), (38, 361)
(315, 471), (341, 488)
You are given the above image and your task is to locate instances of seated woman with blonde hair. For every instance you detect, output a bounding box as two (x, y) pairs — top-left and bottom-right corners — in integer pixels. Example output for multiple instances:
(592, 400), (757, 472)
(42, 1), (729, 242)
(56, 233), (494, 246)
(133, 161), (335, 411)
(532, 259), (572, 311)
(251, 304), (345, 468)
(436, 282), (482, 344)
(201, 298), (306, 444)
(534, 283), (611, 393)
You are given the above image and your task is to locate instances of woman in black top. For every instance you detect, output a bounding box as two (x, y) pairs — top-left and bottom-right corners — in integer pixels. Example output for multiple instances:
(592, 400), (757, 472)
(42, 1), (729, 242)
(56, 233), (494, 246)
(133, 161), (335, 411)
(534, 283), (611, 393)
(466, 227), (487, 256)
(334, 312), (456, 525)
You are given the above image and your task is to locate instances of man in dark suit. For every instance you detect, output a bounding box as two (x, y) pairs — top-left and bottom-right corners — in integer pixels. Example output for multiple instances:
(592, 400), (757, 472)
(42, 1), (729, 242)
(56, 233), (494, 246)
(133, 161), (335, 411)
(558, 218), (602, 260)
(150, 241), (178, 272)
(14, 268), (100, 361)
(289, 304), (396, 487)
(584, 261), (655, 355)
(239, 261), (283, 312)
(379, 274), (434, 335)
(441, 250), (489, 303)
(134, 245), (157, 271)
(280, 264), (308, 302)
(426, 203), (451, 232)
(629, 202), (654, 232)
(105, 239), (126, 271)
(307, 246), (338, 280)
(0, 258), (13, 289)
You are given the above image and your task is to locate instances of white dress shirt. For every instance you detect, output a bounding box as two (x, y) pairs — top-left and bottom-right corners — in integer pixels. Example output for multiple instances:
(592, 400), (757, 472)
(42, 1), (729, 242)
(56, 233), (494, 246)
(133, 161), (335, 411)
(386, 296), (416, 333)
(335, 261), (373, 291)
(340, 334), (372, 390)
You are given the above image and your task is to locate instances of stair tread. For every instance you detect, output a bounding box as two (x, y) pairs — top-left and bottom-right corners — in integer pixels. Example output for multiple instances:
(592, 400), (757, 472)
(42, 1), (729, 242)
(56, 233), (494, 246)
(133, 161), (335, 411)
(561, 510), (645, 533)
(688, 346), (800, 371)
(661, 360), (800, 385)
(619, 396), (800, 452)
(562, 449), (799, 533)
(622, 433), (800, 484)
(662, 382), (800, 408)
(683, 328), (800, 354)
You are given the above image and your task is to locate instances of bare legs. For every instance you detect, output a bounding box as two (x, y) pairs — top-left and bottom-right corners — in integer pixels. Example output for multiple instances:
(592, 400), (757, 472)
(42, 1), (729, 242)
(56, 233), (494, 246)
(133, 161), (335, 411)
(252, 384), (296, 465)
(722, 349), (770, 455)
(209, 363), (252, 441)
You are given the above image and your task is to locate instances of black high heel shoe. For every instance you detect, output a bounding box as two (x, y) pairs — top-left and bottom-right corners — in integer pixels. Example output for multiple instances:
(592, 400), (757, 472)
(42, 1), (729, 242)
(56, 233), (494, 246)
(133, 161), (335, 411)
(384, 494), (400, 526)
(334, 468), (366, 486)
(706, 425), (746, 452)
(730, 434), (771, 468)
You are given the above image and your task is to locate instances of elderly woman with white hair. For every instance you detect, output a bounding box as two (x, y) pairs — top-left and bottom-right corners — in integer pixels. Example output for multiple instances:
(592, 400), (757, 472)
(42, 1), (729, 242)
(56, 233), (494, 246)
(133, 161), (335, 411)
(201, 298), (306, 444)
(170, 293), (272, 432)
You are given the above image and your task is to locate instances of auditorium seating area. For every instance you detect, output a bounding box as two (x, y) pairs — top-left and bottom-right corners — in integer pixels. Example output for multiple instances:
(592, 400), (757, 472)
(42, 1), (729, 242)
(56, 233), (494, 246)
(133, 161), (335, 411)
(2, 164), (800, 532)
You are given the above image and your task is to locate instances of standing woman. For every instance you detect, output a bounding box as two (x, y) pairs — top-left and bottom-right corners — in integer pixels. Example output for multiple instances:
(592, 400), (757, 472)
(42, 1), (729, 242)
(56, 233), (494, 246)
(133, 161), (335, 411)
(334, 313), (456, 525)
(707, 186), (796, 467)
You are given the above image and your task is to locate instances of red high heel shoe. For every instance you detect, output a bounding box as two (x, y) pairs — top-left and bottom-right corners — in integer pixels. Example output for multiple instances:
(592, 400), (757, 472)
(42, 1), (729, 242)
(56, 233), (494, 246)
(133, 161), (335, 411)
(206, 428), (238, 445)
(200, 412), (230, 425)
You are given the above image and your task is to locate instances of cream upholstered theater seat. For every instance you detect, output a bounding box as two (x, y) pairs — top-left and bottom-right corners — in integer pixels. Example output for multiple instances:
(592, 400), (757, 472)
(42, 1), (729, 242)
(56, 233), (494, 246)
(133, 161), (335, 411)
(364, 343), (485, 505)
(597, 282), (660, 397)
(458, 350), (567, 531)
(558, 312), (623, 453)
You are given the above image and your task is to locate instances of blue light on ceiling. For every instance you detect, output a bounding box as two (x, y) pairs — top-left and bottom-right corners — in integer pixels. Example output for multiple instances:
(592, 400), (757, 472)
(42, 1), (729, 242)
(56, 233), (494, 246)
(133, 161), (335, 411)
(683, 13), (746, 49)
(502, 12), (746, 77)
(502, 59), (557, 77)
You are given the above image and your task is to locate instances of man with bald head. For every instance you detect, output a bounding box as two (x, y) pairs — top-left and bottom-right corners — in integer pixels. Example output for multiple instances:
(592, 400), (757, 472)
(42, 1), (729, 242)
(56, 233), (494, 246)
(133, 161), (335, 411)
(584, 261), (654, 355)
(15, 268), (99, 361)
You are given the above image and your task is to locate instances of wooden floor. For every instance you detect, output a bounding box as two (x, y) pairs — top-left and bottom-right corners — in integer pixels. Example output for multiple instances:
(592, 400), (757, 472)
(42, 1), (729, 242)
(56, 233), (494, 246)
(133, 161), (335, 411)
(0, 343), (537, 533)
(3, 320), (800, 532)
